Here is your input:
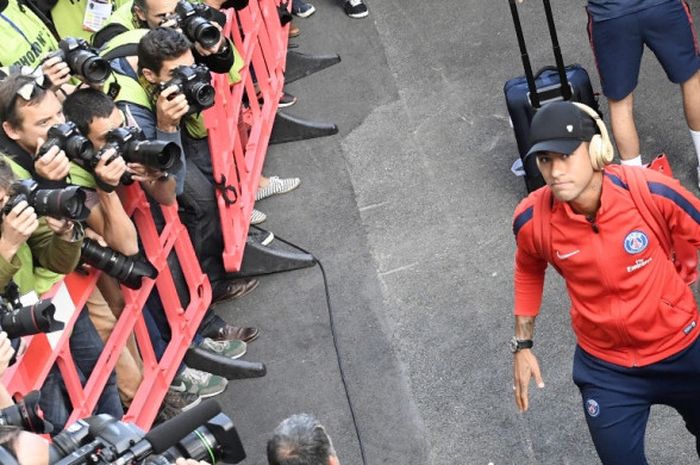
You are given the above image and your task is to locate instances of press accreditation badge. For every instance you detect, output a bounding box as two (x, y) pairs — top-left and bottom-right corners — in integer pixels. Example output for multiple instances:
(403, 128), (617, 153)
(83, 0), (112, 32)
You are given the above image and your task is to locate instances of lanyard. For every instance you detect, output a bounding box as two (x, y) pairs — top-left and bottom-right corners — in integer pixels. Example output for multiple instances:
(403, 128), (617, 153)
(0, 12), (32, 47)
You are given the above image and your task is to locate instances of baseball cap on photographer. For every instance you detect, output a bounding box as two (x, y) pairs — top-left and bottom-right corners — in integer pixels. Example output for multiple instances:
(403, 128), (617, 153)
(524, 101), (598, 161)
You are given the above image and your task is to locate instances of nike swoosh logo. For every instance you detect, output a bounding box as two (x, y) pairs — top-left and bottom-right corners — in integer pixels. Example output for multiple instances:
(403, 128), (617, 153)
(556, 250), (580, 260)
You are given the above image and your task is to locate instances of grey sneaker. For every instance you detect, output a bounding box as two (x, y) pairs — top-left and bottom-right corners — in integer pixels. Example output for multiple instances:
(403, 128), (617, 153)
(256, 176), (301, 201)
(175, 367), (228, 398)
(199, 337), (247, 359)
(165, 381), (202, 411)
(251, 209), (267, 225)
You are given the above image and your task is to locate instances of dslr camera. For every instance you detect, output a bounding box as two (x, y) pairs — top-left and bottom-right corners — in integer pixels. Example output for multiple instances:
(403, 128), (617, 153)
(0, 281), (64, 340)
(37, 121), (93, 162)
(48, 38), (111, 85)
(158, 64), (215, 114)
(171, 0), (221, 49)
(3, 179), (90, 222)
(103, 127), (182, 177)
(80, 238), (158, 290)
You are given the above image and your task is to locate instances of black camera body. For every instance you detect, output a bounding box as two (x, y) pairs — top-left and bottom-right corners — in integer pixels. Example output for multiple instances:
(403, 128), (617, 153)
(80, 238), (158, 290)
(0, 390), (53, 434)
(3, 179), (90, 222)
(50, 38), (111, 85)
(37, 122), (93, 163)
(104, 127), (181, 174)
(158, 64), (215, 114)
(49, 405), (246, 465)
(173, 0), (221, 49)
(0, 281), (64, 340)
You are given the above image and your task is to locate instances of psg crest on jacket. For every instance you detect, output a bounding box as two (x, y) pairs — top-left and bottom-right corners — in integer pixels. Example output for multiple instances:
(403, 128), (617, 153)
(624, 230), (649, 255)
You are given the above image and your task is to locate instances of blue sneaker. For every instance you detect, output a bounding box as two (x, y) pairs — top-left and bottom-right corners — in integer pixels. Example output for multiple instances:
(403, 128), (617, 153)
(292, 0), (315, 17)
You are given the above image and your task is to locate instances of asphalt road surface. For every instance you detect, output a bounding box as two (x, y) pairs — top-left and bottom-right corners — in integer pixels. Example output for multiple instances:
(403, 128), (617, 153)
(213, 1), (700, 464)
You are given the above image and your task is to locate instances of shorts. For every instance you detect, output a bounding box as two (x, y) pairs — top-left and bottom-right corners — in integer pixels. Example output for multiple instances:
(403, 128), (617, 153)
(587, 0), (700, 100)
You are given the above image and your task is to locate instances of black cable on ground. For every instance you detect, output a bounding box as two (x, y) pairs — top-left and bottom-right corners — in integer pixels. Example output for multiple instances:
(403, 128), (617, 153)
(250, 225), (369, 465)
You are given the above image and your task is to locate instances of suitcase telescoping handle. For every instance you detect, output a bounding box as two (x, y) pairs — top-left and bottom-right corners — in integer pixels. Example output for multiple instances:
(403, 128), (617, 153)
(508, 0), (573, 107)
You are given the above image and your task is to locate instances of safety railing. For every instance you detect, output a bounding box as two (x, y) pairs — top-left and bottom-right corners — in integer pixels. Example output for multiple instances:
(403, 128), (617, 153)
(203, 0), (289, 272)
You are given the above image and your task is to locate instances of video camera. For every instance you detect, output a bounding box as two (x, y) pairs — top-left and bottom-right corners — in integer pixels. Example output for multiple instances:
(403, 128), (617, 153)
(0, 390), (53, 434)
(48, 38), (111, 86)
(2, 179), (90, 222)
(80, 238), (158, 290)
(158, 64), (215, 114)
(0, 281), (64, 340)
(48, 399), (246, 465)
(171, 0), (221, 49)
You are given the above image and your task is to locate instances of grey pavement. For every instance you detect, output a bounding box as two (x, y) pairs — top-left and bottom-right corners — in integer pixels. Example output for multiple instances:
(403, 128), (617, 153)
(213, 1), (700, 464)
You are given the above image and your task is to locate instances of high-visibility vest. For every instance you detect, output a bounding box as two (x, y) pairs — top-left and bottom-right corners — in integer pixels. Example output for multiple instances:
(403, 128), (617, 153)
(0, 0), (58, 68)
(51, 0), (130, 41)
(91, 0), (138, 44)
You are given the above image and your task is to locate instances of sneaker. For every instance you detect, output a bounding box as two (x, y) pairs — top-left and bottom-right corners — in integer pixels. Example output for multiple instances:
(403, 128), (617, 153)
(251, 209), (267, 224)
(175, 367), (228, 398)
(165, 381), (202, 411)
(248, 227), (274, 246)
(278, 91), (297, 108)
(199, 337), (247, 359)
(292, 0), (315, 17)
(256, 176), (301, 201)
(344, 0), (368, 18)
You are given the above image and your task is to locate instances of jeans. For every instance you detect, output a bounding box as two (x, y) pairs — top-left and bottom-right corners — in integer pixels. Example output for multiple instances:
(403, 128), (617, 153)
(40, 309), (123, 432)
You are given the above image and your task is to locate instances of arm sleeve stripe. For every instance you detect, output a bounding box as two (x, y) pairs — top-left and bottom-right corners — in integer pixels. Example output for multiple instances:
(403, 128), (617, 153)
(513, 206), (534, 237)
(649, 181), (700, 226)
(605, 172), (629, 190)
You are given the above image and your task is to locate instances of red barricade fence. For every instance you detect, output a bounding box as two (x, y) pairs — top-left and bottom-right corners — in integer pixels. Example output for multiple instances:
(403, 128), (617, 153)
(204, 0), (289, 272)
(0, 0), (287, 431)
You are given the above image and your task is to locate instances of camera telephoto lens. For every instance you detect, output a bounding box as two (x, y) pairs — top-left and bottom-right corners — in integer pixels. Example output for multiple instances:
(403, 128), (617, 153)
(0, 391), (53, 434)
(80, 238), (158, 290)
(0, 300), (63, 339)
(57, 38), (111, 85)
(32, 185), (90, 222)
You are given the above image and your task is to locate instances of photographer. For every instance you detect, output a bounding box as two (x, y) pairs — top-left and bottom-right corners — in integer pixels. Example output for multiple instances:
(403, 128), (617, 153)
(92, 0), (233, 73)
(109, 27), (260, 334)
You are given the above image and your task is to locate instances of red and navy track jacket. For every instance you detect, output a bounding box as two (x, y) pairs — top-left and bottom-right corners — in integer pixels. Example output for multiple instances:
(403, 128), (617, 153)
(512, 164), (700, 367)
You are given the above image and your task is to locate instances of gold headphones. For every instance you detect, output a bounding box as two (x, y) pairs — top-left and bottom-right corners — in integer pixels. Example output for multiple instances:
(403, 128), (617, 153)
(572, 102), (614, 171)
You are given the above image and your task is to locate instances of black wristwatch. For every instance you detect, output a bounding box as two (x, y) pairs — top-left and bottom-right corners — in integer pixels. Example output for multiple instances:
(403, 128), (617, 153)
(510, 336), (533, 353)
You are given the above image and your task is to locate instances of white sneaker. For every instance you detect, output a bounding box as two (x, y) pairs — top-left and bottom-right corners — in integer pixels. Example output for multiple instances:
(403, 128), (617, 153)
(251, 209), (267, 225)
(256, 176), (301, 201)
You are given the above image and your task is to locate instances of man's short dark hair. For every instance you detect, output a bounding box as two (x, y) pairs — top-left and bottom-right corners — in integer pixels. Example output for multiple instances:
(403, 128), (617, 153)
(63, 89), (116, 137)
(267, 414), (336, 465)
(0, 74), (51, 129)
(138, 28), (192, 76)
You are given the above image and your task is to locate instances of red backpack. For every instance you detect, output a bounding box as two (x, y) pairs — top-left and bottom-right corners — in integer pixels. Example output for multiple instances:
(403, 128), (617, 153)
(532, 155), (698, 285)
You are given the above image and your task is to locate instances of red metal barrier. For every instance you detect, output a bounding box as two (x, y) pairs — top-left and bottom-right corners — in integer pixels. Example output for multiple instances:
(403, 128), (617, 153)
(0, 0), (285, 429)
(203, 0), (289, 272)
(1, 183), (211, 430)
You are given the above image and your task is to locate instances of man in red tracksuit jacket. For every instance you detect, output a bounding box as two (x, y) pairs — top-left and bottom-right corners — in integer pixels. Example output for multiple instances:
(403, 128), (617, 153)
(512, 101), (700, 465)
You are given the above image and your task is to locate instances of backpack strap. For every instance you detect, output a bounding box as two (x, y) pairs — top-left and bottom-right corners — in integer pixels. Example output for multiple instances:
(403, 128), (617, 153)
(621, 165), (672, 259)
(533, 188), (554, 266)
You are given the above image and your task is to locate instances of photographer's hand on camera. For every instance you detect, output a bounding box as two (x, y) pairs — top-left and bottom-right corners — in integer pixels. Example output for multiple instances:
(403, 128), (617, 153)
(34, 140), (70, 181)
(0, 201), (38, 262)
(126, 162), (165, 183)
(175, 459), (210, 465)
(41, 55), (72, 91)
(193, 22), (226, 57)
(45, 218), (77, 242)
(0, 332), (15, 378)
(156, 85), (189, 133)
(93, 148), (127, 187)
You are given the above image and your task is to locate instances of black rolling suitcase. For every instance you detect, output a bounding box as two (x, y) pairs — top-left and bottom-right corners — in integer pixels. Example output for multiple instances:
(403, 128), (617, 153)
(504, 0), (599, 193)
